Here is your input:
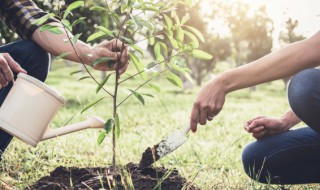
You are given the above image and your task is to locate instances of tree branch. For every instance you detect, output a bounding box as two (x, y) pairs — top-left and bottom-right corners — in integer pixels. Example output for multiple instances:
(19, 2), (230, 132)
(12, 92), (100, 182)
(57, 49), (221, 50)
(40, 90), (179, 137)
(116, 68), (169, 108)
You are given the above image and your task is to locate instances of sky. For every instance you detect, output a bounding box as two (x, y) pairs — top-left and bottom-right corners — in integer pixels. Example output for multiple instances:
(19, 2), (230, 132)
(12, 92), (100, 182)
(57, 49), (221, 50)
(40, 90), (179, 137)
(242, 0), (320, 48)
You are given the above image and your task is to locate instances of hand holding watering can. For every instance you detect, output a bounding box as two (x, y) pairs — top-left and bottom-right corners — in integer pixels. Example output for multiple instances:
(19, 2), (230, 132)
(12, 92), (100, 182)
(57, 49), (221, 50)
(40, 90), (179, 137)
(0, 73), (105, 147)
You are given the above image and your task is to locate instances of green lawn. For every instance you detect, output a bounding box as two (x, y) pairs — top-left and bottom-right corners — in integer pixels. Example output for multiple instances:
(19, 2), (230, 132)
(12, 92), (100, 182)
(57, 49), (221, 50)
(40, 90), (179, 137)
(0, 61), (319, 189)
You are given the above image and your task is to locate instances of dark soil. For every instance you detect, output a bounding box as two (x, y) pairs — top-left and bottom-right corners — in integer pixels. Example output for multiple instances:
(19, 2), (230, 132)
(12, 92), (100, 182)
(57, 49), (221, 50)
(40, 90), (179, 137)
(28, 163), (200, 190)
(139, 146), (160, 168)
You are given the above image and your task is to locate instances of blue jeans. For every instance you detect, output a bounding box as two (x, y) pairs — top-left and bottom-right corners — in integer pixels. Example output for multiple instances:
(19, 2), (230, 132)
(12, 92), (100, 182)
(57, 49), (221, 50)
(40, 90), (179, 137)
(242, 68), (320, 184)
(0, 40), (49, 161)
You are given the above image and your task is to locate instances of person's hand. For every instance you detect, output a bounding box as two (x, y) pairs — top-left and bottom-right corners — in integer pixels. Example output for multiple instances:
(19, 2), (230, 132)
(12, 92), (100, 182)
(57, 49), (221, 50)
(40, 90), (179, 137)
(190, 78), (227, 133)
(244, 116), (291, 139)
(86, 39), (129, 74)
(0, 53), (27, 89)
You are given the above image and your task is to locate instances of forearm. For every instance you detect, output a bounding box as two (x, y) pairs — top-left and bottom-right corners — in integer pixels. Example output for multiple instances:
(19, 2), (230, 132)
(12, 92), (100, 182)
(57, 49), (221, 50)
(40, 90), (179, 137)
(31, 22), (94, 65)
(219, 32), (320, 93)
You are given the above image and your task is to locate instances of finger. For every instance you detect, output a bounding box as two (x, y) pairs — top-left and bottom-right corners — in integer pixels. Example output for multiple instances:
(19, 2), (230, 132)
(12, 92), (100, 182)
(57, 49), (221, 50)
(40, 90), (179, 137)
(249, 126), (265, 133)
(0, 72), (8, 86)
(119, 62), (129, 75)
(199, 109), (207, 125)
(247, 118), (266, 131)
(190, 103), (200, 133)
(253, 130), (268, 140)
(4, 54), (27, 74)
(120, 46), (128, 64)
(0, 56), (13, 82)
(111, 39), (124, 51)
(246, 116), (265, 125)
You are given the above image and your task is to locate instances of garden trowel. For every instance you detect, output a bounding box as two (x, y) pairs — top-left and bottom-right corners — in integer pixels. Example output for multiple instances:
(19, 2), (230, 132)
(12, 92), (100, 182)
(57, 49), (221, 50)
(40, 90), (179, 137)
(139, 124), (190, 168)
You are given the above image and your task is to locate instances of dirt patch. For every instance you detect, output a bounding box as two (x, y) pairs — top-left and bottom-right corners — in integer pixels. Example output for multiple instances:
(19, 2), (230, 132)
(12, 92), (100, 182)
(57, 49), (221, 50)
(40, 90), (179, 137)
(28, 163), (200, 190)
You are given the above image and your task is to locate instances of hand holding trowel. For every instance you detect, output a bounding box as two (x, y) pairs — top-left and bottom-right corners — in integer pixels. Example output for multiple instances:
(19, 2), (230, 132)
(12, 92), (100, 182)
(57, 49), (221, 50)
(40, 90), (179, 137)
(139, 124), (191, 168)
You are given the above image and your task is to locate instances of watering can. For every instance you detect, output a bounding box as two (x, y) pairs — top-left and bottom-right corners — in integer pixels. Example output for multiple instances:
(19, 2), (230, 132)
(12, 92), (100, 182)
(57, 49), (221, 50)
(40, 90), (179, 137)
(0, 73), (105, 147)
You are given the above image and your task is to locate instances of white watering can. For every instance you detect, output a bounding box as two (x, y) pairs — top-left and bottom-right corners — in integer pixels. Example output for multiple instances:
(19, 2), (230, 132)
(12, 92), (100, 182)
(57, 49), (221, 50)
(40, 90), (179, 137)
(0, 73), (105, 147)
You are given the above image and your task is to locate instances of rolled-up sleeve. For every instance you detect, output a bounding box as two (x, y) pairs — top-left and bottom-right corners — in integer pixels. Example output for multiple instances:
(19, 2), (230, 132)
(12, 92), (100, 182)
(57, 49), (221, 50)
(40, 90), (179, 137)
(0, 0), (57, 40)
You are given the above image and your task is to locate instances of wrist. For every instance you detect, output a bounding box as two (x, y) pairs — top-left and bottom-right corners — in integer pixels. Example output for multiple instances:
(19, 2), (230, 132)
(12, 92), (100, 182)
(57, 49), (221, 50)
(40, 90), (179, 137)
(279, 114), (296, 130)
(75, 43), (94, 65)
(215, 72), (233, 94)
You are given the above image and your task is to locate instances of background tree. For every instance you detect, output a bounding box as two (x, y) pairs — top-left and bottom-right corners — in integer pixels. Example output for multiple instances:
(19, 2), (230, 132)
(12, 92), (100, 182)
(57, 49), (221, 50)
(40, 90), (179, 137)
(279, 18), (305, 87)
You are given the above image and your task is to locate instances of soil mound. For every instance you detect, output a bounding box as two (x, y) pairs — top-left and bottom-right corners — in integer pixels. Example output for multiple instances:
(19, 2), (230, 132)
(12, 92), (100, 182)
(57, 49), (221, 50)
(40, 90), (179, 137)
(28, 163), (200, 190)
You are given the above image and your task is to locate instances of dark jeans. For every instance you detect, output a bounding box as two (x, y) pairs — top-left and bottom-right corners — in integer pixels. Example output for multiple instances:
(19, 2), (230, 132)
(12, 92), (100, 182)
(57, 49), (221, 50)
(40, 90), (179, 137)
(0, 40), (49, 161)
(242, 68), (320, 184)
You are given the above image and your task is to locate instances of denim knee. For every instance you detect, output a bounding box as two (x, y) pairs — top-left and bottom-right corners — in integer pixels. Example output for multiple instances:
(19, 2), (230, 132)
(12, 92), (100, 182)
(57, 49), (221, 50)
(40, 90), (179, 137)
(242, 142), (267, 183)
(18, 41), (50, 82)
(288, 69), (320, 131)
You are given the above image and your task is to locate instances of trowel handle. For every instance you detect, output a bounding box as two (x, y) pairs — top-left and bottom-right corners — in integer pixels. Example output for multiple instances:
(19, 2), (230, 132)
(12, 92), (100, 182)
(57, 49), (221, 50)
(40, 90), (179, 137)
(182, 123), (191, 135)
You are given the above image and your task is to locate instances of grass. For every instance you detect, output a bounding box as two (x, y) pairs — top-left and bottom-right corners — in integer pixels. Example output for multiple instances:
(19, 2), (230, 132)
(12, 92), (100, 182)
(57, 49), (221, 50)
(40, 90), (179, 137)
(0, 61), (319, 189)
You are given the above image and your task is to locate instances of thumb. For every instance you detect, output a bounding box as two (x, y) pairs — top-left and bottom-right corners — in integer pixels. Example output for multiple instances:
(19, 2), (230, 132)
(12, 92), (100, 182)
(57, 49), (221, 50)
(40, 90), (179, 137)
(6, 56), (27, 74)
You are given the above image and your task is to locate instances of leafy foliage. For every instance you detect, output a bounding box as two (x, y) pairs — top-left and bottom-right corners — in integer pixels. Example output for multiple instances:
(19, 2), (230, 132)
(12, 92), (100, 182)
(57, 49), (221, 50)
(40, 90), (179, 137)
(33, 0), (213, 168)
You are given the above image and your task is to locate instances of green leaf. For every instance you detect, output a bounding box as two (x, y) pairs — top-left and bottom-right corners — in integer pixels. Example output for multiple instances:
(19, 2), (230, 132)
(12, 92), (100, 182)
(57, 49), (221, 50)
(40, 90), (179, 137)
(181, 15), (190, 25)
(183, 72), (194, 84)
(166, 34), (179, 49)
(185, 26), (205, 43)
(71, 33), (82, 44)
(95, 26), (113, 36)
(148, 36), (155, 45)
(81, 97), (105, 114)
(92, 57), (114, 67)
(87, 31), (106, 42)
(78, 76), (91, 81)
(121, 4), (128, 13)
(141, 93), (154, 98)
(31, 13), (54, 25)
(168, 62), (185, 74)
(64, 1), (84, 19)
(148, 83), (161, 93)
(184, 30), (199, 48)
(115, 113), (120, 139)
(54, 52), (71, 60)
(141, 6), (158, 12)
(131, 14), (143, 29)
(69, 70), (83, 76)
(154, 42), (164, 62)
(61, 19), (72, 31)
(146, 61), (157, 69)
(129, 52), (147, 80)
(104, 118), (115, 134)
(166, 72), (183, 88)
(163, 14), (173, 30)
(141, 20), (154, 33)
(130, 44), (144, 56)
(71, 17), (86, 27)
(191, 50), (213, 60)
(129, 89), (145, 105)
(90, 6), (108, 11)
(40, 24), (63, 34)
(173, 13), (181, 25)
(160, 42), (168, 56)
(96, 73), (113, 93)
(97, 132), (106, 145)
(176, 27), (184, 44)
(120, 36), (134, 44)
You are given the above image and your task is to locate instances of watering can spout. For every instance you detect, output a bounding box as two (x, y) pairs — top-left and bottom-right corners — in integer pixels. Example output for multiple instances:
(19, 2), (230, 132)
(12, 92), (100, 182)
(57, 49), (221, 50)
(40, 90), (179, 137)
(41, 116), (105, 141)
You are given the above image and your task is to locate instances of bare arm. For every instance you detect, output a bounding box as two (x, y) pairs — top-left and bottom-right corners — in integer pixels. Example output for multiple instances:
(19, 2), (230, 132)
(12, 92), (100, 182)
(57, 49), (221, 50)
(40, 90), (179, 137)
(31, 22), (129, 73)
(190, 31), (320, 132)
(221, 32), (320, 92)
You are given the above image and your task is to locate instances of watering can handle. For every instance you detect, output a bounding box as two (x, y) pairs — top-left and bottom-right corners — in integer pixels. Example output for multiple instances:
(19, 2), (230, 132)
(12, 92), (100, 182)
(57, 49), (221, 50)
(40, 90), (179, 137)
(41, 116), (105, 141)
